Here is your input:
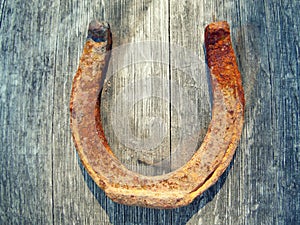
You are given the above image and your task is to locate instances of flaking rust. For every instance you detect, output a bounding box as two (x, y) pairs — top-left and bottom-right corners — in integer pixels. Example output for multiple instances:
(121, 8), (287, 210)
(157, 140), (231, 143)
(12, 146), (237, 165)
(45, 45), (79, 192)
(70, 20), (244, 209)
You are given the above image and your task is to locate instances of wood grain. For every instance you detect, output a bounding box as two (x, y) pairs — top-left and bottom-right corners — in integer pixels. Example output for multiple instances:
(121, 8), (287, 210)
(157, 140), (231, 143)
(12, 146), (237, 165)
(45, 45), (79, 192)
(0, 0), (299, 224)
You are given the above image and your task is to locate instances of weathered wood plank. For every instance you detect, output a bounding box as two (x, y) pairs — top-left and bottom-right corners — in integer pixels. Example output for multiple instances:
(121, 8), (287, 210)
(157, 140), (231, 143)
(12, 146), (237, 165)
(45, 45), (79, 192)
(51, 1), (112, 224)
(53, 0), (172, 223)
(101, 0), (171, 176)
(0, 1), (55, 224)
(167, 0), (300, 224)
(0, 0), (299, 224)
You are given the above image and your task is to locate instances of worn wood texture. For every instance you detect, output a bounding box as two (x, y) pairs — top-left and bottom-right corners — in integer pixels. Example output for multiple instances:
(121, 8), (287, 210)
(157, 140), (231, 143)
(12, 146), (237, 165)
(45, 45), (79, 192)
(0, 0), (299, 224)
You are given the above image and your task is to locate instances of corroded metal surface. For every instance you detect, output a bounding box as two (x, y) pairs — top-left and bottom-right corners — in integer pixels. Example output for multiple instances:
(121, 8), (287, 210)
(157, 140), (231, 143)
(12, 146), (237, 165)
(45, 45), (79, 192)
(70, 20), (244, 209)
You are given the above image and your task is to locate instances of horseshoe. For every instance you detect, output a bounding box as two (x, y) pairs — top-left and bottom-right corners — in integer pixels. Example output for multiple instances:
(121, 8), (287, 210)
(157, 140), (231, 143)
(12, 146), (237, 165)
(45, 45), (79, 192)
(70, 20), (244, 209)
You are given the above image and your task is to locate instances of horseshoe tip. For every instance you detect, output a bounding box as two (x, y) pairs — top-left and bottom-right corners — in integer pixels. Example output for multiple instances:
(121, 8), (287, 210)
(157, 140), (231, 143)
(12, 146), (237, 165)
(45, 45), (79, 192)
(87, 20), (111, 43)
(205, 21), (229, 31)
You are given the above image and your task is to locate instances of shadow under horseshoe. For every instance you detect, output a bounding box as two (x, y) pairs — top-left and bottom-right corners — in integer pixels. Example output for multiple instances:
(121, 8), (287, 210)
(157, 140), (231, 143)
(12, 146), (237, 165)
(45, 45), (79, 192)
(77, 152), (235, 225)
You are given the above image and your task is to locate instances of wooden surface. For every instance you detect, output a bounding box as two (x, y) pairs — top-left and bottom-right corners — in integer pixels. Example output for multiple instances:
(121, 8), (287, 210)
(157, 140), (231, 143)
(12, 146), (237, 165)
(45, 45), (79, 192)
(0, 0), (299, 224)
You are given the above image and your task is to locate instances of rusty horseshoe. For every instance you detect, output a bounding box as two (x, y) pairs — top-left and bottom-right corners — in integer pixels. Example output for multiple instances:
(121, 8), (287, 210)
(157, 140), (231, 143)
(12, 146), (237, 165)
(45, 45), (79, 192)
(70, 20), (245, 209)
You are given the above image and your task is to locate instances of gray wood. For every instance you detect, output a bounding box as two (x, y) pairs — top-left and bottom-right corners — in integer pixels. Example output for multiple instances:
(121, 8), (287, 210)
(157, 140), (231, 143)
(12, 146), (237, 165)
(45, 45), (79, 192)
(0, 0), (299, 224)
(101, 0), (171, 176)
